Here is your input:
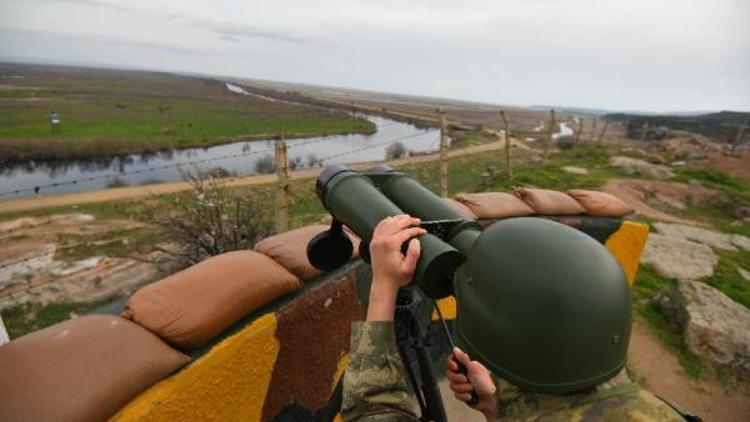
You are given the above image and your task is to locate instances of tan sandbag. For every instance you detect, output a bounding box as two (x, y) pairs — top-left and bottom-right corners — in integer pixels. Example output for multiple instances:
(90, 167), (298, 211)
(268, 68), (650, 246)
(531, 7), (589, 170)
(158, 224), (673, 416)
(454, 192), (534, 219)
(567, 189), (635, 217)
(123, 250), (301, 349)
(513, 188), (585, 215)
(0, 315), (189, 422)
(253, 225), (361, 281)
(443, 198), (477, 219)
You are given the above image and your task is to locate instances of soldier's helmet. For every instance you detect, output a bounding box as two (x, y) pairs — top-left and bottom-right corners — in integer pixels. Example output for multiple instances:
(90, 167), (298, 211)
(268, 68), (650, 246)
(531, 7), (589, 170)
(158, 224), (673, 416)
(453, 217), (631, 394)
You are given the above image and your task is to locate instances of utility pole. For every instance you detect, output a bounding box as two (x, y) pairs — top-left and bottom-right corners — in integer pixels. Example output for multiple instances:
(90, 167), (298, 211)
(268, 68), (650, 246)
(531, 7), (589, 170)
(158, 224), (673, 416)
(543, 109), (555, 162)
(597, 119), (610, 143)
(732, 114), (749, 154)
(275, 132), (289, 233)
(639, 122), (650, 143)
(438, 109), (449, 197)
(500, 110), (513, 181)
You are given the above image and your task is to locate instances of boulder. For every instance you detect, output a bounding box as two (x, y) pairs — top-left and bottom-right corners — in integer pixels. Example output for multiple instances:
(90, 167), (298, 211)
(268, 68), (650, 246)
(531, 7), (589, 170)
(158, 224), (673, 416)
(609, 156), (675, 179)
(641, 234), (718, 280)
(653, 223), (750, 252)
(653, 280), (750, 378)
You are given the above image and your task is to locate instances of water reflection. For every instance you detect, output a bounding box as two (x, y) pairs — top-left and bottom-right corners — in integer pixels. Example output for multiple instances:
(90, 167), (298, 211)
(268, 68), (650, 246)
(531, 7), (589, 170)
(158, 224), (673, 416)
(0, 115), (440, 197)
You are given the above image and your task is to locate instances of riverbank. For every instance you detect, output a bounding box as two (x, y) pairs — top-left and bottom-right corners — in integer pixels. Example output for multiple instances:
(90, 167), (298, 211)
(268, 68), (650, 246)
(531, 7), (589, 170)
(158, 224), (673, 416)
(0, 63), (374, 164)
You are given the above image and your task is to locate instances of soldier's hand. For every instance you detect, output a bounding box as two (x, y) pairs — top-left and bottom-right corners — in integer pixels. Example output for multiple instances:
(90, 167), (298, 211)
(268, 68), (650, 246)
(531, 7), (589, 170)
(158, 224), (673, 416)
(447, 347), (499, 420)
(366, 215), (426, 322)
(370, 215), (425, 290)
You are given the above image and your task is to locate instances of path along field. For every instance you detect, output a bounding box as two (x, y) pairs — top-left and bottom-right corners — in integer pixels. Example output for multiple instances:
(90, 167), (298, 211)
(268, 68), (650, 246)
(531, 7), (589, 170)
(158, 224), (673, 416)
(0, 63), (373, 163)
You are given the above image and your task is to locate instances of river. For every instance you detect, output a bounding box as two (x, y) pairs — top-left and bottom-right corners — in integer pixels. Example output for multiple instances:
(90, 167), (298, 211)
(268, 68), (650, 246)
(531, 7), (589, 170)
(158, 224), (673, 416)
(0, 93), (441, 199)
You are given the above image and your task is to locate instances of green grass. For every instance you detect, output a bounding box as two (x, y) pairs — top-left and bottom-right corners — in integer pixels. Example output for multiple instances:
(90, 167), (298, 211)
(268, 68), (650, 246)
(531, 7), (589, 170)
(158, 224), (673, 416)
(632, 266), (707, 378)
(701, 249), (750, 310)
(1, 300), (110, 339)
(675, 168), (748, 194)
(0, 66), (374, 162)
(56, 226), (165, 260)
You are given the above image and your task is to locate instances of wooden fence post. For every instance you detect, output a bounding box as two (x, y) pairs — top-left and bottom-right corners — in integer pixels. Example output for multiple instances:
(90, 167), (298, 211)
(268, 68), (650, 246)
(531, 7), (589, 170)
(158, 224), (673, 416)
(732, 114), (749, 154)
(543, 109), (555, 162)
(438, 109), (449, 197)
(640, 122), (650, 143)
(575, 118), (584, 144)
(597, 119), (610, 143)
(275, 132), (289, 233)
(500, 110), (513, 181)
(590, 118), (598, 143)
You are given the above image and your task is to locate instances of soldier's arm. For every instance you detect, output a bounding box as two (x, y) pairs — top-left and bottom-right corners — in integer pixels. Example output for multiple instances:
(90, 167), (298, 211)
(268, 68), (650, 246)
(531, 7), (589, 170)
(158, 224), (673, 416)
(341, 321), (418, 421)
(342, 215), (426, 421)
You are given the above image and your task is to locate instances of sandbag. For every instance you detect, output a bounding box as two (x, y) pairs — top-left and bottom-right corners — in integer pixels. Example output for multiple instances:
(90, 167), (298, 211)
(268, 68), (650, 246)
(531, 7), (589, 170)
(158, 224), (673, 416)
(513, 188), (585, 215)
(0, 315), (189, 422)
(567, 189), (634, 217)
(443, 198), (477, 219)
(253, 225), (360, 281)
(454, 192), (534, 219)
(123, 250), (301, 349)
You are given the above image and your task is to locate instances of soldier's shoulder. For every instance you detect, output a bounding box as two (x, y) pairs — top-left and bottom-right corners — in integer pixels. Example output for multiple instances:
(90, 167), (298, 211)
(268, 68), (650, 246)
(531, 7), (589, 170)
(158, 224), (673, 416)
(558, 388), (685, 421)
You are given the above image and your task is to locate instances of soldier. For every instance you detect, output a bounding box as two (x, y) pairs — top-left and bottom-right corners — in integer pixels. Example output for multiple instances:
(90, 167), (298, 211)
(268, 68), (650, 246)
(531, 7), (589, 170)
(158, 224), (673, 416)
(342, 214), (693, 421)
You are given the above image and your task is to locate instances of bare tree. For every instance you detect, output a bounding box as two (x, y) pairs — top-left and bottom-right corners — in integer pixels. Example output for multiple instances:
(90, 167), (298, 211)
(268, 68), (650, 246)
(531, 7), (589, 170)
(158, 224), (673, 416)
(157, 173), (273, 265)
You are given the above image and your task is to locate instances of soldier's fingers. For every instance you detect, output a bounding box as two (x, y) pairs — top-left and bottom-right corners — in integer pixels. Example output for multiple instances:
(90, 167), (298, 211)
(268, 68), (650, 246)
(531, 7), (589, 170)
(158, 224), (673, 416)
(447, 357), (459, 373)
(387, 215), (421, 233)
(446, 371), (468, 384)
(453, 347), (472, 367)
(391, 227), (426, 246)
(449, 382), (475, 394)
(401, 239), (420, 272)
(454, 392), (472, 403)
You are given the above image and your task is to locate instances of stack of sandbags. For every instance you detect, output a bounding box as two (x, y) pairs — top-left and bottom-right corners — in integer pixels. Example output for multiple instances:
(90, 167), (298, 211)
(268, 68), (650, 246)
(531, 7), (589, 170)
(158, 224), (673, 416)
(0, 315), (189, 422)
(122, 250), (301, 350)
(254, 225), (361, 281)
(566, 189), (635, 217)
(443, 198), (477, 219)
(512, 188), (586, 215)
(454, 189), (633, 219)
(454, 192), (534, 219)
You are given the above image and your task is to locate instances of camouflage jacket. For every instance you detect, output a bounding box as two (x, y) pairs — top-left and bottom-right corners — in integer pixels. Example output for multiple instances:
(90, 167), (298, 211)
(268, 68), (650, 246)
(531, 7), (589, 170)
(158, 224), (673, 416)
(342, 321), (686, 421)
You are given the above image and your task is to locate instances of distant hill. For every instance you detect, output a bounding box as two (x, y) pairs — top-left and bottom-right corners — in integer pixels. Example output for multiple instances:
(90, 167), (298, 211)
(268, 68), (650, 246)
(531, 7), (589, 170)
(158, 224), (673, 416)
(605, 111), (749, 142)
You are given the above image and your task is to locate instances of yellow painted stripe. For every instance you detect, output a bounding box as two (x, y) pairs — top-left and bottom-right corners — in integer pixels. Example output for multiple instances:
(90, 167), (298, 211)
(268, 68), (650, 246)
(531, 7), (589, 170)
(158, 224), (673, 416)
(330, 353), (350, 394)
(432, 295), (457, 320)
(112, 313), (280, 421)
(605, 221), (650, 287)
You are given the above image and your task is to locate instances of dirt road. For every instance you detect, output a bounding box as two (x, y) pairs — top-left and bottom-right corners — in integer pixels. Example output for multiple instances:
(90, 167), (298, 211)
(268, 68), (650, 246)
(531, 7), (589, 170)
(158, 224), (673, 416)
(0, 138), (527, 214)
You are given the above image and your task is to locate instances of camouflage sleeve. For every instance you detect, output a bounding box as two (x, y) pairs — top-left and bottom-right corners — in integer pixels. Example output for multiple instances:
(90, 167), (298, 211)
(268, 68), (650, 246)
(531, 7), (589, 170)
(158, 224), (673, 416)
(341, 321), (418, 422)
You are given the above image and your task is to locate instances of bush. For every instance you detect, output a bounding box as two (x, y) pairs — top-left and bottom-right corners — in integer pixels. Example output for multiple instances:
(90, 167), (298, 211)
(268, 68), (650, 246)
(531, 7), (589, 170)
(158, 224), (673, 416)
(157, 173), (273, 265)
(254, 154), (276, 174)
(106, 176), (129, 188)
(386, 142), (407, 160)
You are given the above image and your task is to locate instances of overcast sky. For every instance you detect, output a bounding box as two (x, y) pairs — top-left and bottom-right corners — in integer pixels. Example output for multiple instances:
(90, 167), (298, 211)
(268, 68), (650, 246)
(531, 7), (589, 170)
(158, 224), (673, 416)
(1, 0), (748, 112)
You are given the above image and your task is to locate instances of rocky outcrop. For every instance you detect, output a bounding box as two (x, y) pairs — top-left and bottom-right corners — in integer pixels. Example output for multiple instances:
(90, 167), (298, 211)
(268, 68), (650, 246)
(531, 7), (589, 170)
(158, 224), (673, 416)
(641, 234), (718, 280)
(653, 280), (750, 378)
(609, 156), (675, 179)
(653, 223), (750, 252)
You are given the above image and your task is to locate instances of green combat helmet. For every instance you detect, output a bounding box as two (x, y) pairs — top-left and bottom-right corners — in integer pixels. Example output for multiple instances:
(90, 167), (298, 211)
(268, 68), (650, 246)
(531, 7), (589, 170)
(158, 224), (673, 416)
(453, 217), (632, 394)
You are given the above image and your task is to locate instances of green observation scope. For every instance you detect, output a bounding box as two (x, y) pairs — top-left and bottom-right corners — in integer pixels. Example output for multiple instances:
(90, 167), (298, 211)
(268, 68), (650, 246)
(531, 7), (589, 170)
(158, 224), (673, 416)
(307, 164), (632, 395)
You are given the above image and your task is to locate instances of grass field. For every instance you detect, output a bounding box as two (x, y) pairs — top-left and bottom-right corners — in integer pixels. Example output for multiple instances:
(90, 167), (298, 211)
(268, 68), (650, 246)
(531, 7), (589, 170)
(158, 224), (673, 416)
(0, 63), (374, 163)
